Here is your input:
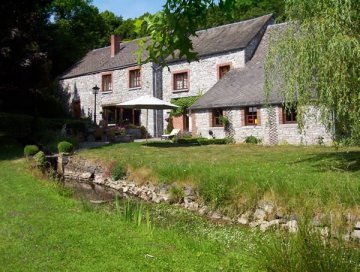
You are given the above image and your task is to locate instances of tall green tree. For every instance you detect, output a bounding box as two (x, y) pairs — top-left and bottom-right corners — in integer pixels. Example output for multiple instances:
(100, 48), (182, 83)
(141, 0), (359, 141)
(265, 0), (360, 141)
(137, 0), (284, 64)
(99, 11), (123, 45)
(49, 0), (107, 76)
(0, 0), (53, 115)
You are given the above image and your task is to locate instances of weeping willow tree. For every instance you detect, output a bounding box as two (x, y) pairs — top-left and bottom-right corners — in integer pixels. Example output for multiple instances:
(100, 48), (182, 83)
(265, 0), (360, 142)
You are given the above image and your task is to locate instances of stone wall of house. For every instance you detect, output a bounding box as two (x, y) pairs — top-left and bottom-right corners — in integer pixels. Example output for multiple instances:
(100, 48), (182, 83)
(162, 50), (246, 135)
(192, 106), (333, 145)
(162, 50), (246, 102)
(60, 63), (160, 136)
(276, 106), (333, 145)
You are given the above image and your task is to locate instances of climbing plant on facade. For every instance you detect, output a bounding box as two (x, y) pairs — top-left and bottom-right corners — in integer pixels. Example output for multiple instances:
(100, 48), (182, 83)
(170, 95), (202, 117)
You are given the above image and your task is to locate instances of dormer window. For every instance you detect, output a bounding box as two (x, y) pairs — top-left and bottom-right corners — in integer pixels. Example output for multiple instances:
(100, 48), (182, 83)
(218, 64), (231, 79)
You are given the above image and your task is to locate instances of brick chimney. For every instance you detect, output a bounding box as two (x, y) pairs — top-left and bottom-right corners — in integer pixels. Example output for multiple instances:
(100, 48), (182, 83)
(110, 34), (121, 57)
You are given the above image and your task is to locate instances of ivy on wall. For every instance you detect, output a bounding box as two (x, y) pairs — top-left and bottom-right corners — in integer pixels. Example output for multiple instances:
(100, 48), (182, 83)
(170, 95), (202, 117)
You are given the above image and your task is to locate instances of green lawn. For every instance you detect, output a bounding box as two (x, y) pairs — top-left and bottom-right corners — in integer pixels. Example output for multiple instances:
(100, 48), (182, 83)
(0, 151), (257, 271)
(1, 146), (359, 271)
(79, 142), (360, 216)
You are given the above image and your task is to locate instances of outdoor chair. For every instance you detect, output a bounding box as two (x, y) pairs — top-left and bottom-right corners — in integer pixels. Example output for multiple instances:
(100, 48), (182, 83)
(161, 129), (180, 140)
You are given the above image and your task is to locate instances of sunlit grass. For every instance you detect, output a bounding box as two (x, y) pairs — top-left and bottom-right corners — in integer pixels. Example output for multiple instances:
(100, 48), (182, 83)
(0, 156), (255, 271)
(80, 142), (360, 214)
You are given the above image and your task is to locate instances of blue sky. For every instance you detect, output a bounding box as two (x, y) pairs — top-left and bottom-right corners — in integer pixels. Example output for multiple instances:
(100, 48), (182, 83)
(92, 0), (166, 19)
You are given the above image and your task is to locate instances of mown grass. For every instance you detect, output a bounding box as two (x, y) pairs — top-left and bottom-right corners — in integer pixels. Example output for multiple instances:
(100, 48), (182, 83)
(80, 142), (360, 216)
(0, 154), (258, 271)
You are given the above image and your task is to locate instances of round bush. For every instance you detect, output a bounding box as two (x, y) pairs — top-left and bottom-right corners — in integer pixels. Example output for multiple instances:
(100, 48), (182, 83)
(24, 145), (39, 157)
(57, 141), (74, 154)
(245, 135), (261, 144)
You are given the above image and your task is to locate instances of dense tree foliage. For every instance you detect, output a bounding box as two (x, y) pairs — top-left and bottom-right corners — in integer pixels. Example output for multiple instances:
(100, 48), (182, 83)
(266, 0), (360, 141)
(141, 0), (359, 141)
(0, 0), (284, 118)
(137, 0), (284, 64)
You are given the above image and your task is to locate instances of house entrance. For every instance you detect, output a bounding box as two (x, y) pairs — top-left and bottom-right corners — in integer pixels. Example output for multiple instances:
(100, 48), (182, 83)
(72, 100), (81, 119)
(172, 113), (189, 132)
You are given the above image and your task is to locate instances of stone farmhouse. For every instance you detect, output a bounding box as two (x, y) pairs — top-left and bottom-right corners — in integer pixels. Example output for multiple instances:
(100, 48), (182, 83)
(59, 14), (332, 145)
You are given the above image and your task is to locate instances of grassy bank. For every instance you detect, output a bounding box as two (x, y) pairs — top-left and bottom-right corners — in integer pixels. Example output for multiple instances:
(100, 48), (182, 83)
(79, 143), (360, 216)
(0, 153), (256, 271)
(1, 146), (359, 271)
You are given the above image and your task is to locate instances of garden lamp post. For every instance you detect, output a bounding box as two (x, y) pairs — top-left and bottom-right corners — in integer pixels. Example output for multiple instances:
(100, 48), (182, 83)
(92, 85), (100, 125)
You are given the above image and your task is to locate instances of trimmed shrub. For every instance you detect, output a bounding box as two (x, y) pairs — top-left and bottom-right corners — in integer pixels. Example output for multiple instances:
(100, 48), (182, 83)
(244, 135), (261, 144)
(175, 138), (201, 145)
(174, 138), (229, 145)
(24, 145), (39, 157)
(197, 138), (229, 145)
(111, 164), (126, 180)
(33, 151), (46, 169)
(57, 141), (74, 154)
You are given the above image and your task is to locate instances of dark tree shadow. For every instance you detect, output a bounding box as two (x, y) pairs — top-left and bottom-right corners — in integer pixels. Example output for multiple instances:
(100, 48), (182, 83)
(296, 151), (360, 172)
(141, 141), (199, 148)
(0, 140), (23, 161)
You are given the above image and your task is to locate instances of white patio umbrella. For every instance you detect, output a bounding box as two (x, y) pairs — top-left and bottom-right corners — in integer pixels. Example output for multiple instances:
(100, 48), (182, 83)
(117, 95), (179, 142)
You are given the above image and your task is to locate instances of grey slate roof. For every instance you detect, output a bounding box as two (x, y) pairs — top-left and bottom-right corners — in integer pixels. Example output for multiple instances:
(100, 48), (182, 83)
(189, 24), (284, 110)
(60, 38), (149, 79)
(60, 14), (273, 79)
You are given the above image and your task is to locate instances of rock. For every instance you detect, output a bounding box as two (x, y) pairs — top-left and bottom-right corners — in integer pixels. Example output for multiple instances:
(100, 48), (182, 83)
(237, 212), (251, 225)
(260, 203), (274, 214)
(249, 220), (263, 228)
(152, 195), (162, 204)
(286, 220), (298, 233)
(222, 216), (231, 222)
(184, 197), (194, 206)
(187, 202), (199, 211)
(123, 186), (129, 193)
(209, 212), (222, 220)
(253, 209), (266, 221)
(351, 230), (360, 241)
(184, 186), (194, 197)
(275, 210), (284, 219)
(355, 221), (360, 230)
(260, 222), (271, 232)
(93, 175), (105, 184)
(198, 206), (208, 216)
(109, 183), (122, 190)
(237, 217), (249, 225)
(79, 172), (93, 181)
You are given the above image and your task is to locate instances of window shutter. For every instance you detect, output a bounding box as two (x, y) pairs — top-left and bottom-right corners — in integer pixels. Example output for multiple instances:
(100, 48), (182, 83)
(256, 107), (261, 125)
(278, 106), (283, 124)
(240, 108), (245, 126)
